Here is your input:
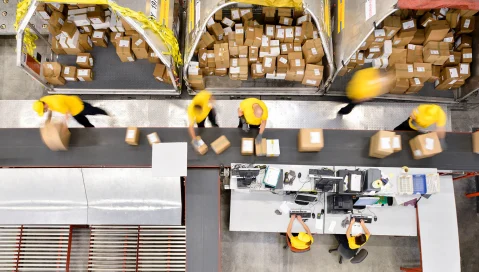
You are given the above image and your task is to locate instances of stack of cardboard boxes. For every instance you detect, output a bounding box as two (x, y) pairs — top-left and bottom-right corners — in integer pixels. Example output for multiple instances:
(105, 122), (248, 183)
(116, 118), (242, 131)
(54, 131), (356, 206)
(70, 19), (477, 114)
(37, 3), (171, 85)
(191, 7), (325, 90)
(339, 8), (476, 95)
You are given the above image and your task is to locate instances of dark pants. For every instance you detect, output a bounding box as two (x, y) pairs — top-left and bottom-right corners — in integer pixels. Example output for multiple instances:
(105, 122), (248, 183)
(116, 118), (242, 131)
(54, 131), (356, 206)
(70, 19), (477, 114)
(338, 98), (360, 115)
(394, 118), (415, 131)
(237, 119), (260, 129)
(73, 102), (108, 128)
(334, 234), (350, 249)
(197, 108), (219, 128)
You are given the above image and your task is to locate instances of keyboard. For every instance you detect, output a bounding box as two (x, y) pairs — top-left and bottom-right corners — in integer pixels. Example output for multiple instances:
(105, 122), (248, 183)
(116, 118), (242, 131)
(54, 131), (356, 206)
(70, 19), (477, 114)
(351, 215), (373, 224)
(290, 210), (312, 219)
(397, 174), (413, 195)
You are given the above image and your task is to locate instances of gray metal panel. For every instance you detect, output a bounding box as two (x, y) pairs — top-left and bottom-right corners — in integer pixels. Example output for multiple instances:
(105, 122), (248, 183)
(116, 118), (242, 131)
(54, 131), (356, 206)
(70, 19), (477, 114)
(0, 168), (88, 224)
(82, 168), (182, 225)
(331, 0), (397, 78)
(186, 168), (220, 272)
(457, 18), (479, 101)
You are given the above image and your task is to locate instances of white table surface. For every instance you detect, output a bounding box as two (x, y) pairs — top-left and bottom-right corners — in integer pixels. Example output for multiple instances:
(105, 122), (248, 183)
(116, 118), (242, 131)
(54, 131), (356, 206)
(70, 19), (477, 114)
(229, 190), (325, 233)
(230, 163), (334, 191)
(418, 175), (460, 272)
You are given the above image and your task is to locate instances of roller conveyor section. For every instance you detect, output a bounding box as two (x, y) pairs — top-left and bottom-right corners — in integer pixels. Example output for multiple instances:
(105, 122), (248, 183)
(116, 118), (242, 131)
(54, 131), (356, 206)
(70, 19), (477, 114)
(0, 128), (478, 171)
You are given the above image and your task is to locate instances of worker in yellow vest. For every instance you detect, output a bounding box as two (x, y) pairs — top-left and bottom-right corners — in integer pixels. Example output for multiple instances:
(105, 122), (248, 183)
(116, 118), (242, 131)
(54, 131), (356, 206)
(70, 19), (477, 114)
(338, 68), (392, 115)
(188, 90), (218, 147)
(287, 215), (314, 250)
(394, 104), (446, 138)
(33, 95), (108, 127)
(238, 98), (268, 143)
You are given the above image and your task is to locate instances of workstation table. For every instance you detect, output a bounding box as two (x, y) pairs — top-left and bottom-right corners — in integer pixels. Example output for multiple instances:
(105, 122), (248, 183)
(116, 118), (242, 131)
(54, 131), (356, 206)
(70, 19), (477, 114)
(1, 128), (478, 171)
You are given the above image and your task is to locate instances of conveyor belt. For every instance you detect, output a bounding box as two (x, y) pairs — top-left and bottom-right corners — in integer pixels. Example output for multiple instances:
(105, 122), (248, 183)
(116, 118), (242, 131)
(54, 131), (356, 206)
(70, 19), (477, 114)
(0, 128), (478, 170)
(186, 169), (220, 272)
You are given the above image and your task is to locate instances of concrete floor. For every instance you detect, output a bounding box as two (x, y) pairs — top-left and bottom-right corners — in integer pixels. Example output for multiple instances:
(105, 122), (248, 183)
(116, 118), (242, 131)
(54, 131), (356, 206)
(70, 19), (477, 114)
(1, 36), (479, 272)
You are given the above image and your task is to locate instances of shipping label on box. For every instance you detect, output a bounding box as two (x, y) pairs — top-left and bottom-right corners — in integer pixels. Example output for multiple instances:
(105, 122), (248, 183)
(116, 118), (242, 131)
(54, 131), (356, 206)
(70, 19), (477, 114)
(241, 138), (255, 155)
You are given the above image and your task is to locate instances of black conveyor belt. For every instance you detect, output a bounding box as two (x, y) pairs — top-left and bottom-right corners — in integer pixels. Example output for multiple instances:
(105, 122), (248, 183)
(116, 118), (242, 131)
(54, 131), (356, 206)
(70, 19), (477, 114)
(186, 169), (220, 272)
(0, 128), (478, 171)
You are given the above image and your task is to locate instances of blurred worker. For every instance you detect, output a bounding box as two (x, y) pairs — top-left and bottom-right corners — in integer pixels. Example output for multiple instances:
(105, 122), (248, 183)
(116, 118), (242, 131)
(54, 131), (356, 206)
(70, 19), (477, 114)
(394, 104), (446, 138)
(33, 95), (108, 128)
(188, 90), (218, 145)
(338, 68), (392, 115)
(334, 217), (370, 251)
(287, 214), (314, 250)
(238, 98), (268, 143)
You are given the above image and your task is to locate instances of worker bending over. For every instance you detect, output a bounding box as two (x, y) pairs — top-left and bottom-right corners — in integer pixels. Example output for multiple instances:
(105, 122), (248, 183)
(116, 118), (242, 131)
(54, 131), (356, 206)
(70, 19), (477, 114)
(338, 68), (392, 115)
(188, 90), (218, 145)
(33, 95), (108, 128)
(334, 218), (370, 251)
(394, 104), (446, 138)
(287, 215), (314, 250)
(238, 98), (268, 142)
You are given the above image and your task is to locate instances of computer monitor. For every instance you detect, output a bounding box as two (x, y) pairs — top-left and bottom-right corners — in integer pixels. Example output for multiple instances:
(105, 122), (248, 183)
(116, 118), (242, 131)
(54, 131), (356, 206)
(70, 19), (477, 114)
(353, 197), (380, 207)
(237, 168), (260, 188)
(315, 177), (342, 192)
(295, 193), (318, 205)
(327, 195), (353, 214)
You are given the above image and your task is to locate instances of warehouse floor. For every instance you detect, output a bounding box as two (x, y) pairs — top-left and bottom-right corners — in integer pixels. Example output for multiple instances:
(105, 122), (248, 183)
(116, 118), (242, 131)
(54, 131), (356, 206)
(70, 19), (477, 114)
(1, 36), (479, 272)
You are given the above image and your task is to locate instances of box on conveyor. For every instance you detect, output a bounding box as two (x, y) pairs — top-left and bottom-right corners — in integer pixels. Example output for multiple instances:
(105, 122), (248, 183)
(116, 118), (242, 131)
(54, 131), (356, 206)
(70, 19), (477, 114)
(406, 78), (424, 94)
(192, 136), (208, 155)
(423, 41), (449, 65)
(409, 132), (442, 160)
(369, 131), (397, 159)
(125, 127), (140, 146)
(214, 43), (230, 69)
(255, 138), (267, 156)
(266, 139), (280, 157)
(116, 37), (135, 62)
(472, 131), (479, 154)
(147, 132), (161, 146)
(302, 64), (323, 87)
(383, 16), (401, 39)
(91, 30), (108, 47)
(76, 52), (93, 68)
(79, 33), (93, 51)
(241, 138), (254, 156)
(62, 66), (77, 82)
(40, 119), (71, 151)
(389, 78), (409, 94)
(77, 68), (93, 81)
(211, 135), (231, 155)
(424, 20), (450, 43)
(298, 128), (324, 152)
(42, 62), (65, 85)
(132, 36), (149, 59)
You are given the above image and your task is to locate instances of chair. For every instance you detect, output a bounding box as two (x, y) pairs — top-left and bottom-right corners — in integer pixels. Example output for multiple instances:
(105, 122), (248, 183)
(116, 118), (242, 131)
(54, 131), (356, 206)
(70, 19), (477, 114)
(329, 244), (368, 264)
(283, 235), (310, 253)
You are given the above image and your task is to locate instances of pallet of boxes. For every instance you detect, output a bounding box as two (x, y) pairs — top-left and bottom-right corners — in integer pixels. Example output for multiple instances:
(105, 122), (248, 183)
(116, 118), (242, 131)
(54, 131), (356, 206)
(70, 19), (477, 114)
(189, 7), (325, 90)
(36, 3), (172, 85)
(339, 8), (476, 95)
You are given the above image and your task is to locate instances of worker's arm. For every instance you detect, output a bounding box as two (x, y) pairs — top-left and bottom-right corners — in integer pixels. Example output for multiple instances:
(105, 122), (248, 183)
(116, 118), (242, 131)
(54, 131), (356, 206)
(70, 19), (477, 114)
(436, 108), (447, 139)
(287, 215), (296, 239)
(188, 123), (197, 140)
(360, 220), (371, 236)
(297, 216), (312, 236)
(259, 120), (267, 135)
(346, 217), (355, 239)
(238, 107), (244, 117)
(436, 126), (446, 139)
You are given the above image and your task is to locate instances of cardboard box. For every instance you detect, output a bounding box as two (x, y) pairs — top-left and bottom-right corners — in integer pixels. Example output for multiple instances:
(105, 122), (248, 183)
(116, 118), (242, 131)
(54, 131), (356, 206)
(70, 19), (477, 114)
(294, 26), (304, 43)
(383, 16), (401, 39)
(359, 34), (375, 50)
(425, 20), (450, 43)
(76, 53), (93, 68)
(132, 36), (149, 59)
(266, 139), (280, 157)
(462, 48), (473, 63)
(277, 55), (289, 73)
(283, 27), (294, 43)
(285, 68), (305, 82)
(77, 68), (93, 81)
(373, 29), (386, 43)
(440, 66), (459, 85)
(210, 23), (225, 41)
(366, 46), (381, 59)
(413, 63), (432, 79)
(394, 63), (414, 79)
(372, 57), (389, 69)
(81, 25), (93, 35)
(458, 63), (471, 80)
(61, 66), (77, 82)
(116, 37), (135, 62)
(241, 138), (254, 155)
(214, 68), (227, 77)
(388, 48), (407, 66)
(401, 18), (417, 33)
(277, 8), (291, 17)
(61, 21), (78, 38)
(251, 63), (265, 79)
(214, 43), (230, 68)
(445, 52), (462, 67)
(153, 64), (166, 82)
(37, 3), (53, 20)
(302, 21), (314, 40)
(125, 127), (140, 145)
(457, 17), (475, 34)
(428, 65), (442, 83)
(406, 44), (423, 63)
(288, 52), (305, 72)
(369, 131), (396, 158)
(423, 41), (449, 65)
(48, 11), (66, 31)
(222, 17), (235, 28)
(91, 30), (108, 47)
(147, 132), (161, 145)
(298, 129), (324, 152)
(419, 12), (436, 28)
(255, 138), (267, 156)
(262, 7), (276, 24)
(87, 10), (105, 24)
(51, 37), (66, 55)
(214, 9), (222, 21)
(302, 64), (323, 87)
(211, 135), (231, 154)
(302, 38), (324, 64)
(262, 56), (276, 73)
(279, 17), (293, 26)
(389, 78), (410, 94)
(148, 48), (161, 63)
(240, 8), (253, 22)
(406, 78), (424, 94)
(446, 10), (461, 28)
(472, 131), (479, 154)
(42, 62), (65, 85)
(455, 35), (472, 51)
(40, 119), (70, 151)
(78, 33), (93, 51)
(409, 132), (442, 159)
(392, 33), (414, 48)
(410, 29), (425, 45)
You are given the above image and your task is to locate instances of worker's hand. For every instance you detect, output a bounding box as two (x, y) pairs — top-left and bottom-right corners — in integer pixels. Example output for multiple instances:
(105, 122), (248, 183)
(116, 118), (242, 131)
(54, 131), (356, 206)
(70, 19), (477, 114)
(297, 215), (303, 220)
(351, 217), (356, 224)
(291, 214), (296, 219)
(192, 137), (203, 148)
(255, 133), (263, 143)
(360, 219), (365, 225)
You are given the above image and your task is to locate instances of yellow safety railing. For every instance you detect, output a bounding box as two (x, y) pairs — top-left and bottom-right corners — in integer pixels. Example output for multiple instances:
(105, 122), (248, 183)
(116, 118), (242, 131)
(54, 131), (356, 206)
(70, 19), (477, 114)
(238, 0), (303, 9)
(16, 0), (182, 66)
(15, 0), (38, 57)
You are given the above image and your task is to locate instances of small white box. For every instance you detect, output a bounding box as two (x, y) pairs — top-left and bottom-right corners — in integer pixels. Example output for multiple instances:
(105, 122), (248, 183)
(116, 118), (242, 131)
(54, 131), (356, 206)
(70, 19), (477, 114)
(73, 14), (90, 27)
(266, 139), (280, 157)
